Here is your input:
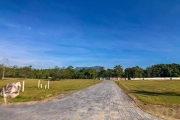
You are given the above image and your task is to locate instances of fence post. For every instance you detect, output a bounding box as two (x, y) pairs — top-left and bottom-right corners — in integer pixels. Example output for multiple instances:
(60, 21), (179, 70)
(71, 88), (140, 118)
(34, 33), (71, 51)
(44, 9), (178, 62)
(3, 88), (7, 104)
(22, 81), (25, 92)
(48, 80), (49, 89)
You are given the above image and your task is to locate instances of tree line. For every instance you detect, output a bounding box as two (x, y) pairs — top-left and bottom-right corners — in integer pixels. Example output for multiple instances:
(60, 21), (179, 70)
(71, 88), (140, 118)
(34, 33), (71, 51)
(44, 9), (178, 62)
(0, 63), (180, 80)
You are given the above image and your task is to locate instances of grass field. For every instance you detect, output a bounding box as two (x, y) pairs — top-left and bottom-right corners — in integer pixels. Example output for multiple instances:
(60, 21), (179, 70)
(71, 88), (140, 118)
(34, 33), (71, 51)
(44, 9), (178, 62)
(116, 80), (180, 106)
(0, 78), (102, 103)
(116, 80), (180, 119)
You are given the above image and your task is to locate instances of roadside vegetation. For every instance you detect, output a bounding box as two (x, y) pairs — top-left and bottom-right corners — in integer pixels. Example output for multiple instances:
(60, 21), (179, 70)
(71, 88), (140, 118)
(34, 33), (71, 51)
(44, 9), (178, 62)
(116, 80), (180, 119)
(1, 63), (180, 80)
(0, 78), (101, 103)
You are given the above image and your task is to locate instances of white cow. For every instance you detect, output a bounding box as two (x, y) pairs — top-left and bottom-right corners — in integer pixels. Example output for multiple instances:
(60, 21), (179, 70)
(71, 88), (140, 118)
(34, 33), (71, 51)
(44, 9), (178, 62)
(0, 82), (21, 104)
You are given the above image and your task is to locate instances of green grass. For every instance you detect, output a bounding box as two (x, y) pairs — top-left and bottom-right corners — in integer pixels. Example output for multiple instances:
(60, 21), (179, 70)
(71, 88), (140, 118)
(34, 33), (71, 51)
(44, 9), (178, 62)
(0, 78), (102, 103)
(116, 80), (180, 107)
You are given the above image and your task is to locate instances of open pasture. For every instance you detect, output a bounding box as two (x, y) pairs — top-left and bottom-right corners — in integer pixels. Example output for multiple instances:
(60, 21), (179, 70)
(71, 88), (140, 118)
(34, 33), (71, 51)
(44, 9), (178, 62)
(116, 80), (180, 119)
(0, 78), (101, 103)
(116, 80), (180, 106)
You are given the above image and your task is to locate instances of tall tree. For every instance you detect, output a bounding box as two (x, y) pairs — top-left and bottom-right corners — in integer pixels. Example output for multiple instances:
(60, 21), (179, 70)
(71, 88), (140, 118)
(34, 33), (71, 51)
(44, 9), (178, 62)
(113, 65), (123, 78)
(98, 67), (106, 77)
(125, 66), (144, 78)
(106, 68), (115, 77)
(66, 66), (75, 79)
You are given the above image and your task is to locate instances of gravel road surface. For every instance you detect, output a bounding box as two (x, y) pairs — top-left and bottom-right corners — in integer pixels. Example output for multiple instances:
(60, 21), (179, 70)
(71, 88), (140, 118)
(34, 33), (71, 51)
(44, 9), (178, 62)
(0, 80), (162, 120)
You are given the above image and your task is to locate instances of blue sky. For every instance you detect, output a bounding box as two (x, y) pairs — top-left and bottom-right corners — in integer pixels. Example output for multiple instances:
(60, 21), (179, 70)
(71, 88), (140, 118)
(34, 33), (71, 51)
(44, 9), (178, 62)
(0, 0), (180, 69)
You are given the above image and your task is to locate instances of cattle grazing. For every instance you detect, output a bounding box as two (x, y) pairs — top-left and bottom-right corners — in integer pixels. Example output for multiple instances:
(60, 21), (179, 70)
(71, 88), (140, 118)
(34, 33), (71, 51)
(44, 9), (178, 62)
(0, 82), (21, 104)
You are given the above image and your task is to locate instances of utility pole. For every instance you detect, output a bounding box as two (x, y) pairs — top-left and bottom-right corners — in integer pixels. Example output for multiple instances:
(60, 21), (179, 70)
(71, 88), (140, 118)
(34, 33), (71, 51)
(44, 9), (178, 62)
(2, 58), (8, 80)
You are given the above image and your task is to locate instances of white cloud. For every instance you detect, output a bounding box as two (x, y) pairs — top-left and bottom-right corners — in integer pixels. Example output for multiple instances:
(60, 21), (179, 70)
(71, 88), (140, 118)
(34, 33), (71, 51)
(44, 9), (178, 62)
(0, 39), (94, 68)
